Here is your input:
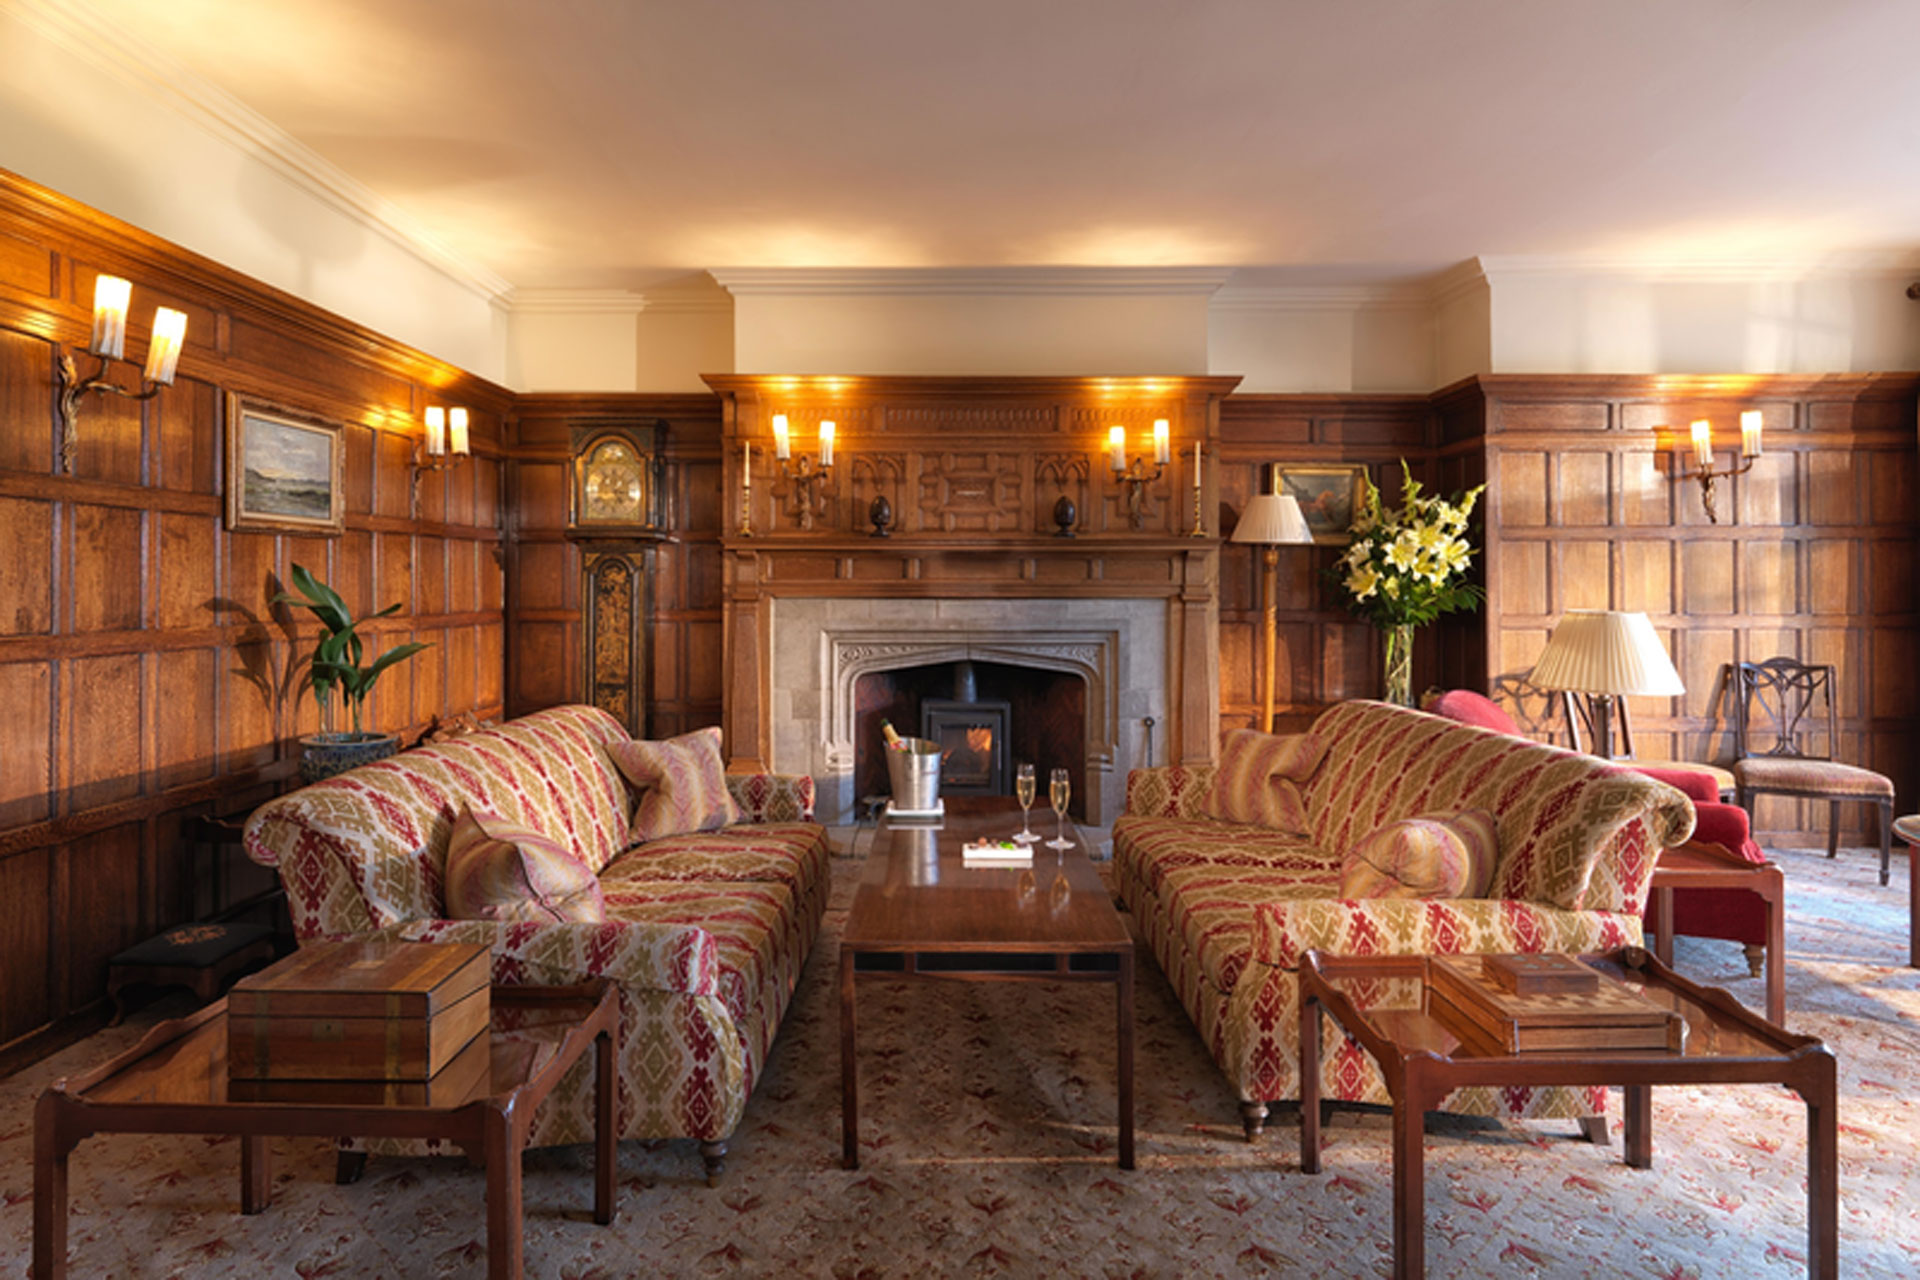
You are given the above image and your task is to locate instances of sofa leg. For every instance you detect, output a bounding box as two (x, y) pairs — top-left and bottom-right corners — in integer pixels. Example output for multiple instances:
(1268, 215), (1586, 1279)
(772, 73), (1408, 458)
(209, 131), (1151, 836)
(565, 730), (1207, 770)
(1742, 943), (1766, 978)
(335, 1151), (368, 1185)
(700, 1140), (728, 1187)
(1578, 1115), (1609, 1146)
(1240, 1100), (1268, 1142)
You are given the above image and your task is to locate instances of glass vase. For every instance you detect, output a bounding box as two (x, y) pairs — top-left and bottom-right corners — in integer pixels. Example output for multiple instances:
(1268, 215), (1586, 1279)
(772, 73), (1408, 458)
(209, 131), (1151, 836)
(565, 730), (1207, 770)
(1381, 623), (1415, 707)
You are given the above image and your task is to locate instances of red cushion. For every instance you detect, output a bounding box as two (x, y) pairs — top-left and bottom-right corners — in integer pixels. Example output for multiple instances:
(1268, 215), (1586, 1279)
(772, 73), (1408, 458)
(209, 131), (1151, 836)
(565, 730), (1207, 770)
(1423, 689), (1521, 736)
(1633, 764), (1720, 805)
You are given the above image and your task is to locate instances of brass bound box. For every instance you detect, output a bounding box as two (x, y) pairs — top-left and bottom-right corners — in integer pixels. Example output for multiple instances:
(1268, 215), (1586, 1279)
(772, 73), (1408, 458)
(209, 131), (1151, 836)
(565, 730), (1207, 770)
(227, 940), (491, 1082)
(1428, 954), (1684, 1055)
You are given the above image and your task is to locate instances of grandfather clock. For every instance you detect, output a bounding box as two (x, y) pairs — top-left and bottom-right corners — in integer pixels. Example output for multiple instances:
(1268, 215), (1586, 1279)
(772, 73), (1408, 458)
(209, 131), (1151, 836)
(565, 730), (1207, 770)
(568, 423), (667, 735)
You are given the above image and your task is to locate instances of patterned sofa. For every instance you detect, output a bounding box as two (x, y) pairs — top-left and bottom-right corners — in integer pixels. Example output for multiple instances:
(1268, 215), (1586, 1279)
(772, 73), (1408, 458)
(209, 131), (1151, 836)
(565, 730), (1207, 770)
(242, 704), (828, 1182)
(1112, 699), (1695, 1136)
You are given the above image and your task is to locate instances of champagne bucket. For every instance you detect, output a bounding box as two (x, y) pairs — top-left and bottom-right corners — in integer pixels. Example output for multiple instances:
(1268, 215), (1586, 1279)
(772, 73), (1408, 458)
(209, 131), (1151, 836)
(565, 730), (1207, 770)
(886, 737), (942, 812)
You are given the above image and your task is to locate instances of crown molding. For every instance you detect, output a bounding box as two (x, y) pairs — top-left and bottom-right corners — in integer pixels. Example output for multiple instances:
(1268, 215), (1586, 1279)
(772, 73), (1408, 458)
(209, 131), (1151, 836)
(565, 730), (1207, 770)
(1475, 251), (1920, 284)
(1208, 282), (1434, 312)
(509, 289), (649, 316)
(709, 266), (1236, 297)
(7, 0), (515, 305)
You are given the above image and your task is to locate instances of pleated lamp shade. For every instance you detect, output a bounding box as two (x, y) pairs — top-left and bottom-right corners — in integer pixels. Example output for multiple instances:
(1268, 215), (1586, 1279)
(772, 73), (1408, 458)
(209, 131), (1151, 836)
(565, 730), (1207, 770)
(1530, 610), (1685, 696)
(1231, 493), (1314, 545)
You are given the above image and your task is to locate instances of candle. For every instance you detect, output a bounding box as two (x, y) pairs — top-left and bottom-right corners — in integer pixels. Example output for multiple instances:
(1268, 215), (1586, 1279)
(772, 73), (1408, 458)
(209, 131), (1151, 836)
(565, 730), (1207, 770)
(743, 439), (751, 490)
(424, 406), (446, 457)
(1193, 439), (1202, 487)
(1108, 425), (1127, 473)
(448, 407), (470, 456)
(772, 413), (790, 460)
(142, 307), (186, 385)
(1152, 418), (1170, 465)
(819, 420), (836, 467)
(1739, 410), (1763, 458)
(90, 274), (131, 360)
(1690, 419), (1712, 469)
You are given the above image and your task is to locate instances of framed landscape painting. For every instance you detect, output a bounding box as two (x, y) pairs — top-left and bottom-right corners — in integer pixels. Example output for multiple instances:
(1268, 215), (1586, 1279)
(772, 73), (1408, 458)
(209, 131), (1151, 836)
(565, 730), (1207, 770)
(226, 396), (344, 535)
(1273, 463), (1368, 545)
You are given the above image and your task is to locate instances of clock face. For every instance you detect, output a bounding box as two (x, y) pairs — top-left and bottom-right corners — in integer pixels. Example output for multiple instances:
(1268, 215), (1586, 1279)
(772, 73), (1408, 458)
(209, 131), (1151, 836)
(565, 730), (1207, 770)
(581, 440), (648, 524)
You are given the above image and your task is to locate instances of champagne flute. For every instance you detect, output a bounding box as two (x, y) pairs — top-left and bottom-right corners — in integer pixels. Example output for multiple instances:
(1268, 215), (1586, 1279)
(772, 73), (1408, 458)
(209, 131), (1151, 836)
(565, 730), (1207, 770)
(1014, 763), (1038, 843)
(1046, 767), (1073, 850)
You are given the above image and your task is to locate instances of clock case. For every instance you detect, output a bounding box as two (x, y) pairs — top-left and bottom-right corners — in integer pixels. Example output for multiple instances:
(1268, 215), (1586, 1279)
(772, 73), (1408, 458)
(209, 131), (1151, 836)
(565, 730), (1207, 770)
(567, 422), (668, 736)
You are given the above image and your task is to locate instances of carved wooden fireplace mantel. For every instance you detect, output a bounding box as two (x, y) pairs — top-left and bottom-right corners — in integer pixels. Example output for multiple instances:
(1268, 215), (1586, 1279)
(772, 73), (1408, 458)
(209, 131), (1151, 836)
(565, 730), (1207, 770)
(704, 375), (1241, 822)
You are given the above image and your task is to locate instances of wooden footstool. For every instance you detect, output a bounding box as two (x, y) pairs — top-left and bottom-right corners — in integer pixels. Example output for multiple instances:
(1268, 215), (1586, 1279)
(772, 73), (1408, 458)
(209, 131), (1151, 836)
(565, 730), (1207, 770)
(1894, 815), (1920, 969)
(106, 922), (278, 1024)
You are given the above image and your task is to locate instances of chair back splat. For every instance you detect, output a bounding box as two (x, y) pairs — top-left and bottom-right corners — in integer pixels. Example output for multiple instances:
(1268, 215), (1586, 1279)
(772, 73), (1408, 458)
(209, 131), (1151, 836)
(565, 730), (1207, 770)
(1734, 659), (1836, 761)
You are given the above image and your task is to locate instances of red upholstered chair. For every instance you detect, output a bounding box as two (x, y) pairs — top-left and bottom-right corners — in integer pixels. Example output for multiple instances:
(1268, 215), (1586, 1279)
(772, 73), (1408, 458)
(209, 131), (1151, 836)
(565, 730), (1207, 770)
(1423, 689), (1770, 970)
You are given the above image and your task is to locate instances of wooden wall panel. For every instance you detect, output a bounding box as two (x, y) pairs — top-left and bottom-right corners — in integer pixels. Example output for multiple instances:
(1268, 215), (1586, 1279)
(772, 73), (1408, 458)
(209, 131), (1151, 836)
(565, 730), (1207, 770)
(0, 171), (509, 1068)
(1466, 374), (1920, 848)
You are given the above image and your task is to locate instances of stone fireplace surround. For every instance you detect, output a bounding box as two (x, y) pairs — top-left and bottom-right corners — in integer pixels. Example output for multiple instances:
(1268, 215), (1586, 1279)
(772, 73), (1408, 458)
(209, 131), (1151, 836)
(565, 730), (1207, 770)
(770, 597), (1164, 825)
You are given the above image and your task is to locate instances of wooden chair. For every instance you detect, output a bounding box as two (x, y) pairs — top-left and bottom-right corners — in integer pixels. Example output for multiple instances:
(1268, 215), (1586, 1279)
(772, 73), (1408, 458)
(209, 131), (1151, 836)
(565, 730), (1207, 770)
(1732, 658), (1895, 884)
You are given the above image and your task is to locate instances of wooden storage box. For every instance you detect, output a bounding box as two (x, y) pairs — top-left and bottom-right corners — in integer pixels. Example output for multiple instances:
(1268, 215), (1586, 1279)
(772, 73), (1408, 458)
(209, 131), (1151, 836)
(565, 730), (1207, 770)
(1427, 954), (1683, 1055)
(227, 940), (491, 1082)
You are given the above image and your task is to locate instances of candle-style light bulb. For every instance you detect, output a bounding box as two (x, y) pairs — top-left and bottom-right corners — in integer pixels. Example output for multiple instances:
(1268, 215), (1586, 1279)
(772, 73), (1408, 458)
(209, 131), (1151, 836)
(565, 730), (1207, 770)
(772, 413), (791, 461)
(90, 275), (131, 360)
(1152, 418), (1170, 465)
(1108, 425), (1127, 473)
(1690, 419), (1712, 469)
(1739, 410), (1763, 459)
(448, 407), (470, 456)
(143, 307), (187, 385)
(819, 420), (836, 468)
(424, 406), (446, 457)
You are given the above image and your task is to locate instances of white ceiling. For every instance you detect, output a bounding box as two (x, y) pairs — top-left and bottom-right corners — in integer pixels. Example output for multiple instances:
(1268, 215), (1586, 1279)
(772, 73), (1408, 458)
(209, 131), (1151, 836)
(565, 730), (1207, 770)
(73, 0), (1920, 294)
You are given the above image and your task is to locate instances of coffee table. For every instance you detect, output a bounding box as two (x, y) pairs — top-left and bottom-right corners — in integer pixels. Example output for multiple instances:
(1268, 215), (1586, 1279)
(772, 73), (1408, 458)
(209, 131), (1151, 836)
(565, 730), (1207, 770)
(1297, 948), (1837, 1279)
(840, 795), (1136, 1169)
(34, 979), (619, 1280)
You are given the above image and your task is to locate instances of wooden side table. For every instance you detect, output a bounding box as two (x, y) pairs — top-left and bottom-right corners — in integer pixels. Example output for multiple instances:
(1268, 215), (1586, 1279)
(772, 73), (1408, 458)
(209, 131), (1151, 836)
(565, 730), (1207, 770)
(35, 979), (619, 1280)
(1298, 948), (1836, 1280)
(1647, 843), (1786, 1024)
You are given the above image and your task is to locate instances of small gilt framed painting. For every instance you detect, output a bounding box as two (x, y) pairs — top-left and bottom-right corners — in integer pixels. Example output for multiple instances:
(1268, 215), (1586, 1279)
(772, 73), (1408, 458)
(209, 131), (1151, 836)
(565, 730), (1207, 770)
(226, 395), (345, 535)
(1272, 463), (1368, 545)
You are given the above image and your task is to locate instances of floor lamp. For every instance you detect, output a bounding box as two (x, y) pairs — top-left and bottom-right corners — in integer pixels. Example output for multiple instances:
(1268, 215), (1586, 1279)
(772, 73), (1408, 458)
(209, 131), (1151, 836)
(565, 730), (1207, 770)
(1231, 493), (1315, 732)
(1529, 609), (1685, 759)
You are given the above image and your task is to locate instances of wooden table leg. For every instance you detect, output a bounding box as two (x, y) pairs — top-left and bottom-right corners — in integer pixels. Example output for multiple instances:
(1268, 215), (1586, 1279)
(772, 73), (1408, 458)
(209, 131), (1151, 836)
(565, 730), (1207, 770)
(1651, 885), (1676, 969)
(839, 946), (859, 1170)
(1623, 1084), (1653, 1170)
(594, 1027), (615, 1226)
(1299, 991), (1321, 1175)
(1806, 1057), (1839, 1280)
(1391, 1075), (1424, 1280)
(33, 1091), (70, 1280)
(240, 1134), (270, 1214)
(1116, 947), (1135, 1171)
(1763, 869), (1787, 1025)
(484, 1104), (524, 1280)
(1909, 840), (1918, 970)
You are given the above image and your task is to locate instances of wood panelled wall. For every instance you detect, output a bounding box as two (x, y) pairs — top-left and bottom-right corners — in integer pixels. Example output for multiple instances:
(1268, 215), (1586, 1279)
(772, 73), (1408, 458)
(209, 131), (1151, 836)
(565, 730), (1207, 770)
(0, 174), (509, 1067)
(1216, 395), (1436, 732)
(1446, 374), (1920, 847)
(507, 396), (726, 738)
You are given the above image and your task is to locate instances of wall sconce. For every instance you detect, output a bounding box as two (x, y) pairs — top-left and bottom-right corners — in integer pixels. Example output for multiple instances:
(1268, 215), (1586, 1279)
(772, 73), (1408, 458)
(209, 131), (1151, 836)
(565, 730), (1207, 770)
(1109, 418), (1169, 530)
(55, 274), (187, 474)
(771, 412), (836, 530)
(1678, 411), (1762, 523)
(410, 405), (470, 514)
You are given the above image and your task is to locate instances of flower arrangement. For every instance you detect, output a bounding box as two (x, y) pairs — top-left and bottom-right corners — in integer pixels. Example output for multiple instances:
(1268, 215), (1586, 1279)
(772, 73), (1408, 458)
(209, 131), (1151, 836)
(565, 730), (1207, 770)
(1331, 461), (1486, 704)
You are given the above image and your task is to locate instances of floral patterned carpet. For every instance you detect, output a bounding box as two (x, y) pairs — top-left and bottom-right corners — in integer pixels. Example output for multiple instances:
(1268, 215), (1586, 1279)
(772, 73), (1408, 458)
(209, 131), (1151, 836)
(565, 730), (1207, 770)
(3, 843), (1917, 1279)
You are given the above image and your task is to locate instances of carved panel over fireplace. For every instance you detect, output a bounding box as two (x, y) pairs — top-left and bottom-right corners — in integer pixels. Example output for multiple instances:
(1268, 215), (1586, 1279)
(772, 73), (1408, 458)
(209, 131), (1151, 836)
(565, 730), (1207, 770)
(705, 375), (1240, 827)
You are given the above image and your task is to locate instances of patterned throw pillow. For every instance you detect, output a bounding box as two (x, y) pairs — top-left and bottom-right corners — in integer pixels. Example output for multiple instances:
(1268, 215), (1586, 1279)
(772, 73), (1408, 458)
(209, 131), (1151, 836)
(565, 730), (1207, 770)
(1201, 729), (1328, 831)
(1339, 809), (1500, 900)
(604, 726), (742, 844)
(444, 807), (605, 923)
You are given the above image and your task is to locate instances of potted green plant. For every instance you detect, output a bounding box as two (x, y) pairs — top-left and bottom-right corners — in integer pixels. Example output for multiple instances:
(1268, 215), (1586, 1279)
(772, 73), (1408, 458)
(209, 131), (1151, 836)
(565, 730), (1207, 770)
(274, 563), (431, 781)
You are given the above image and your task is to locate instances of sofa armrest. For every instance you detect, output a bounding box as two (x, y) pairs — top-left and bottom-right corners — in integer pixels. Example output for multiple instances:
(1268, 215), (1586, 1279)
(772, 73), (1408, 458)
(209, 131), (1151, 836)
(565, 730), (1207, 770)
(1124, 764), (1217, 819)
(372, 917), (719, 997)
(726, 772), (817, 824)
(1250, 897), (1643, 969)
(1686, 802), (1765, 864)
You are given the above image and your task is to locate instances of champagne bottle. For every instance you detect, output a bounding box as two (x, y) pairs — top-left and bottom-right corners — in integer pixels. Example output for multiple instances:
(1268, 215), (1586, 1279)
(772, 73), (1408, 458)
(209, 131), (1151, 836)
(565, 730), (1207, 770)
(880, 719), (903, 749)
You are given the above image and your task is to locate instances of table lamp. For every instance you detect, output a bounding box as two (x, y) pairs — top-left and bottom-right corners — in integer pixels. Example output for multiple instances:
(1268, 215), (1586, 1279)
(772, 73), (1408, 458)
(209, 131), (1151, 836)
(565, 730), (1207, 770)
(1230, 492), (1315, 732)
(1529, 609), (1684, 759)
